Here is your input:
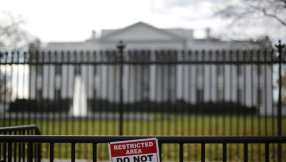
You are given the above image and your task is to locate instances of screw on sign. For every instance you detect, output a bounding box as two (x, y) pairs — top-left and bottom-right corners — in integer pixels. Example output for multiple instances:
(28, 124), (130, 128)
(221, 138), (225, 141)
(109, 138), (160, 162)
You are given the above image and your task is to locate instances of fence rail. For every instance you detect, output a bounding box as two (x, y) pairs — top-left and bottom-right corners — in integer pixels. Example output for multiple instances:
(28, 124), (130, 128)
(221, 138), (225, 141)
(0, 125), (41, 162)
(0, 41), (285, 161)
(0, 135), (285, 162)
(0, 124), (41, 135)
(1, 48), (284, 135)
(0, 50), (284, 64)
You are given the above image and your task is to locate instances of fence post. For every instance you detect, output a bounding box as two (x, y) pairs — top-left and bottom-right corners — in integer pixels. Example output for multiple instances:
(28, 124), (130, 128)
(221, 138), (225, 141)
(117, 40), (126, 136)
(275, 40), (285, 162)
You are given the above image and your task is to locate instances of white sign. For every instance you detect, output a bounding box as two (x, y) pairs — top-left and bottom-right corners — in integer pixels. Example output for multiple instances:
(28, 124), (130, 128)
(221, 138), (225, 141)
(109, 138), (160, 162)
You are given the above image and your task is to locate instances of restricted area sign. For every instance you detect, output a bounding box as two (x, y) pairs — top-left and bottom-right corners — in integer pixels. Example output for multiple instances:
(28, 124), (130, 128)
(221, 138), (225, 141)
(109, 138), (160, 162)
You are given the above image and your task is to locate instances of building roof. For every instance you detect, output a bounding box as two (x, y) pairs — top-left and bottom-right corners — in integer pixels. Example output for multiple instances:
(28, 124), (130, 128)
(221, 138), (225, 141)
(99, 22), (185, 42)
(43, 22), (270, 51)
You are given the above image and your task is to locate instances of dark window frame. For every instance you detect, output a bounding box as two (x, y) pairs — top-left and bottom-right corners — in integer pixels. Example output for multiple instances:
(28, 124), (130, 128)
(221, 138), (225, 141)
(196, 89), (203, 103)
(257, 88), (263, 106)
(54, 89), (61, 101)
(94, 65), (97, 75)
(197, 65), (203, 76)
(37, 65), (43, 75)
(36, 89), (42, 102)
(217, 65), (223, 76)
(257, 65), (262, 76)
(55, 65), (62, 75)
(75, 65), (81, 75)
(237, 88), (242, 104)
(237, 65), (242, 76)
(217, 89), (223, 102)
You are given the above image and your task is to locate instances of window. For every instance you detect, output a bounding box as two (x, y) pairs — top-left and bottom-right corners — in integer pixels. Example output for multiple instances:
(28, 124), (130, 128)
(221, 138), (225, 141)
(37, 65), (43, 75)
(217, 89), (223, 102)
(168, 65), (173, 76)
(55, 89), (61, 101)
(168, 88), (172, 101)
(143, 65), (149, 77)
(75, 65), (81, 75)
(257, 65), (262, 76)
(196, 89), (203, 103)
(55, 65), (62, 75)
(141, 65), (150, 100)
(36, 89), (42, 102)
(142, 84), (149, 100)
(94, 65), (97, 75)
(237, 65), (242, 76)
(197, 65), (203, 76)
(93, 89), (97, 98)
(217, 65), (223, 76)
(237, 89), (242, 104)
(257, 88), (263, 106)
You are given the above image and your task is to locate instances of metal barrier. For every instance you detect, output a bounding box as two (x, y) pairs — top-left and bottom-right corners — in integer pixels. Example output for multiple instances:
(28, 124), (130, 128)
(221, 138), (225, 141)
(0, 41), (285, 161)
(0, 135), (285, 162)
(1, 42), (285, 136)
(0, 125), (41, 162)
(0, 125), (41, 135)
(1, 43), (285, 138)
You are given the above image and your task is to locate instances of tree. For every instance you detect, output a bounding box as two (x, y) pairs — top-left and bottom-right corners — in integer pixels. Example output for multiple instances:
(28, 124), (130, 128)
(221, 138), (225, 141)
(215, 0), (286, 39)
(0, 10), (29, 104)
(250, 35), (273, 49)
(0, 73), (11, 103)
(216, 0), (286, 27)
(216, 1), (286, 106)
(0, 9), (28, 51)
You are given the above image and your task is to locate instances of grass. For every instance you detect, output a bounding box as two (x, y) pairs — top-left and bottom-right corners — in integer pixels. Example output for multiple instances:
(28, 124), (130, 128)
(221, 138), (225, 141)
(1, 113), (286, 161)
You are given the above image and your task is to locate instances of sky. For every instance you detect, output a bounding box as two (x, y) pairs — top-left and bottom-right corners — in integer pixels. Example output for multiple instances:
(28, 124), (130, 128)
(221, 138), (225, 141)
(0, 0), (285, 44)
(0, 0), (235, 43)
(0, 0), (284, 100)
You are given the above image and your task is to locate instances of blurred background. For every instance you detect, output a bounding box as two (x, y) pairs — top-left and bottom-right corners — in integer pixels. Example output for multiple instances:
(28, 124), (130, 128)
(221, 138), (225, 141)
(0, 0), (286, 161)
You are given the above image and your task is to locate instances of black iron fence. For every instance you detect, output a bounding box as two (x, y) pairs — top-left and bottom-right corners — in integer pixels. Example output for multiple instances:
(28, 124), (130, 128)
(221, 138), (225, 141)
(0, 41), (286, 160)
(0, 134), (285, 162)
(0, 125), (41, 162)
(0, 124), (41, 135)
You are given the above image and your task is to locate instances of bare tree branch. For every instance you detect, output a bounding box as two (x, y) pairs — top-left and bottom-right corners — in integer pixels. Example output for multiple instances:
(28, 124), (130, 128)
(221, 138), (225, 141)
(262, 9), (286, 26)
(215, 0), (286, 28)
(0, 10), (28, 50)
(0, 10), (29, 102)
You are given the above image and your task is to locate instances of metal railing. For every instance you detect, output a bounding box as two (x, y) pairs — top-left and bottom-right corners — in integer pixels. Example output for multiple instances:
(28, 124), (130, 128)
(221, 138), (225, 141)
(0, 125), (41, 162)
(0, 124), (41, 135)
(1, 46), (284, 136)
(0, 41), (285, 161)
(0, 135), (285, 162)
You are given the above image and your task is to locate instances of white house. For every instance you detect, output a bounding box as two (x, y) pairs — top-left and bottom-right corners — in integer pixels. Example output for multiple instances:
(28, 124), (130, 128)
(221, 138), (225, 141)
(29, 22), (274, 115)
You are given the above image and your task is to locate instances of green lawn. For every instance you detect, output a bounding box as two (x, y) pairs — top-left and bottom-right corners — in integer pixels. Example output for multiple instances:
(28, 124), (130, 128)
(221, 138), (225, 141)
(1, 114), (286, 161)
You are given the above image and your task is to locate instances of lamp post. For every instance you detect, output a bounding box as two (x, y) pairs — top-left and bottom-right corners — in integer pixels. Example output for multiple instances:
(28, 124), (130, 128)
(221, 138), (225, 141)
(117, 40), (126, 136)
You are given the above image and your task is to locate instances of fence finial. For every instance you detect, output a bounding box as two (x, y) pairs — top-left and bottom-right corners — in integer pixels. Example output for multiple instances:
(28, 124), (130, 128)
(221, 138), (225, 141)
(275, 39), (285, 162)
(117, 40), (126, 53)
(275, 40), (285, 53)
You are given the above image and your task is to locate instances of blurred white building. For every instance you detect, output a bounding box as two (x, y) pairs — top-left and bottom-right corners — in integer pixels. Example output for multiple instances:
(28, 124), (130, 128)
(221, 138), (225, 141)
(29, 22), (274, 115)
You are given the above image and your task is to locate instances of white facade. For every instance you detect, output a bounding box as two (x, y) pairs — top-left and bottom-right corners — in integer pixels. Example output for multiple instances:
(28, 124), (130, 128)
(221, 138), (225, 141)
(30, 22), (274, 115)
